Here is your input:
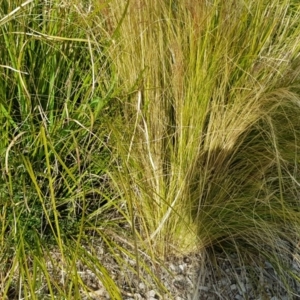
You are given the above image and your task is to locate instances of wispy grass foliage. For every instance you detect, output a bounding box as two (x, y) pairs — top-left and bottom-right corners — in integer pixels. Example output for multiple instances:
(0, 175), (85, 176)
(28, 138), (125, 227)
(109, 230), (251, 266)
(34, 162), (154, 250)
(105, 0), (300, 296)
(1, 0), (300, 299)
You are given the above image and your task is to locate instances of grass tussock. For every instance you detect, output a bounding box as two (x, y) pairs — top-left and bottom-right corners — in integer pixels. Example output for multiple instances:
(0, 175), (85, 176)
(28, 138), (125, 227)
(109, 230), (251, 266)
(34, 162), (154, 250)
(1, 0), (300, 298)
(105, 0), (300, 294)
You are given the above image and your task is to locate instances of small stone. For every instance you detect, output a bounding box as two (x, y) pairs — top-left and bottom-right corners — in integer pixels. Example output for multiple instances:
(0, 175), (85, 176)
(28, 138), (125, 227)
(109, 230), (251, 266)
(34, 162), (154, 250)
(218, 279), (229, 286)
(179, 264), (187, 273)
(129, 259), (136, 266)
(146, 290), (156, 298)
(198, 286), (209, 292)
(169, 264), (176, 271)
(138, 282), (146, 290)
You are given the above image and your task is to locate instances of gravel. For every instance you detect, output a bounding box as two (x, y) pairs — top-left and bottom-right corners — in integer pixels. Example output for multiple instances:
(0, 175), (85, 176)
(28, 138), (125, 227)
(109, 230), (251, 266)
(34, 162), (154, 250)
(76, 239), (300, 300)
(35, 236), (300, 300)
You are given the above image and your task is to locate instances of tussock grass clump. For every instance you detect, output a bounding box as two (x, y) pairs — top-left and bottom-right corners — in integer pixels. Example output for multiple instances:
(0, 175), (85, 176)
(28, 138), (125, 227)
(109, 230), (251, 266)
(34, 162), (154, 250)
(105, 0), (300, 295)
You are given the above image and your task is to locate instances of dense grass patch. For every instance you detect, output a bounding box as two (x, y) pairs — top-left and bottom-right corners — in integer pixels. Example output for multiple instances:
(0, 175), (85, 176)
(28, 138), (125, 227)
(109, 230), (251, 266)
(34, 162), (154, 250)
(0, 1), (126, 298)
(1, 0), (300, 298)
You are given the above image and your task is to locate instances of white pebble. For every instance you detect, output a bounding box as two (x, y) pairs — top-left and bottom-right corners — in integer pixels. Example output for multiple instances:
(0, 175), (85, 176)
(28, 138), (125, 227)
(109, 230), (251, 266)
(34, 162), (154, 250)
(145, 290), (156, 298)
(138, 282), (146, 290)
